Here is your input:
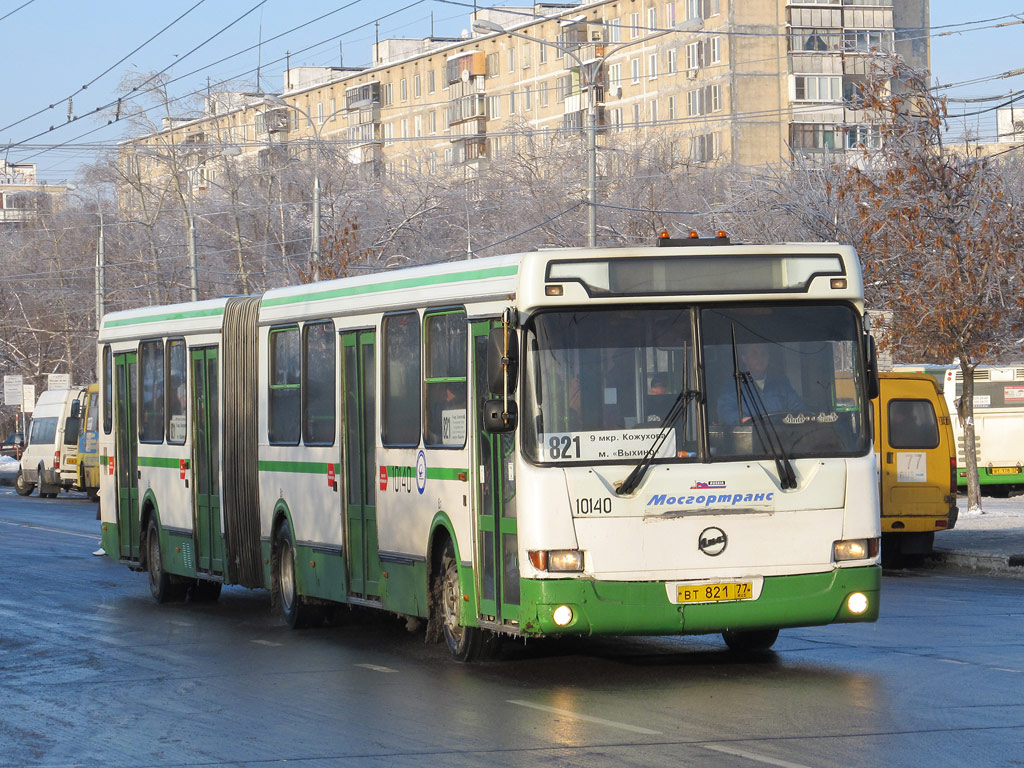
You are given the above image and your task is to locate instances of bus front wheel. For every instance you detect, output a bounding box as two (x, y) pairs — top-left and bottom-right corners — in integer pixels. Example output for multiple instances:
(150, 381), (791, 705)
(147, 517), (186, 603)
(274, 520), (320, 628)
(436, 540), (486, 662)
(722, 628), (779, 652)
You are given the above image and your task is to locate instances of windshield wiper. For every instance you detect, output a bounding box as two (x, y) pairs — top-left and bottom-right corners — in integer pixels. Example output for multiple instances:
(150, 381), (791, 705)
(730, 327), (797, 490)
(617, 389), (699, 496)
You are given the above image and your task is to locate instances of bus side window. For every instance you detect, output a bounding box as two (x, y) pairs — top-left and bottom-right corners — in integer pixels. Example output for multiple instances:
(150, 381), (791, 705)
(382, 312), (421, 446)
(888, 399), (939, 450)
(268, 326), (301, 445)
(139, 339), (165, 443)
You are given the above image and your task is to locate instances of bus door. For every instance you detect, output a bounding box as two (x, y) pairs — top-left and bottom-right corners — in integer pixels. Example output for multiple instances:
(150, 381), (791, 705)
(342, 330), (381, 600)
(192, 347), (224, 575)
(114, 352), (140, 560)
(472, 321), (520, 624)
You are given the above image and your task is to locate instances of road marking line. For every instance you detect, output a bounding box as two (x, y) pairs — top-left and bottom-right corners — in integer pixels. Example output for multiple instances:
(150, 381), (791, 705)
(703, 743), (815, 768)
(507, 699), (661, 735)
(251, 639), (282, 646)
(938, 658), (969, 665)
(994, 667), (1020, 673)
(356, 663), (397, 673)
(0, 519), (97, 540)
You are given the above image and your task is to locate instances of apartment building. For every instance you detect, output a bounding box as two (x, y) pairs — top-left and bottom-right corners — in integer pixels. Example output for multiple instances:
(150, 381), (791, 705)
(0, 161), (68, 224)
(122, 0), (929, 190)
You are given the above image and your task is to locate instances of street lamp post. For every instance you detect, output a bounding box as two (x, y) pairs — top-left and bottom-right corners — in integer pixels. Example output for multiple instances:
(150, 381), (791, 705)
(473, 16), (703, 247)
(66, 184), (105, 330)
(260, 95), (348, 283)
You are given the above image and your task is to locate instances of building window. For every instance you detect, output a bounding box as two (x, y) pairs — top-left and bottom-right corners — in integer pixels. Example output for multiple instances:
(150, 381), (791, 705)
(633, 103), (641, 126)
(794, 75), (841, 102)
(540, 81), (549, 107)
(710, 36), (721, 64)
(423, 310), (467, 448)
(631, 57), (641, 83)
(139, 340), (164, 444)
(383, 82), (393, 105)
(609, 63), (623, 87)
(790, 29), (842, 53)
(269, 326), (301, 445)
(509, 90), (517, 115)
(688, 89), (703, 116)
(648, 53), (658, 79)
(667, 2), (676, 25)
(629, 12), (640, 39)
(303, 321), (335, 446)
(648, 7), (657, 30)
(524, 85), (532, 111)
(166, 339), (186, 445)
(486, 52), (499, 78)
(414, 74), (421, 98)
(708, 0), (721, 16)
(429, 110), (437, 133)
(691, 132), (718, 162)
(844, 29), (894, 53)
(317, 102), (324, 125)
(428, 70), (436, 93)
(508, 47), (516, 73)
(382, 312), (421, 446)
(790, 123), (839, 151)
(709, 84), (721, 111)
(846, 124), (881, 150)
(400, 78), (408, 101)
(650, 99), (659, 123)
(522, 43), (532, 69)
(686, 0), (701, 21)
(609, 18), (622, 43)
(668, 95), (677, 120)
(667, 48), (677, 74)
(488, 95), (501, 119)
(686, 41), (701, 71)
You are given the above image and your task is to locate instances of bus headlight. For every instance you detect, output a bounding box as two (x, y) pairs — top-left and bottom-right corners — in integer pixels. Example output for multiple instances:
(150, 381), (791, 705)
(847, 592), (870, 614)
(552, 605), (574, 626)
(833, 538), (880, 562)
(528, 549), (584, 572)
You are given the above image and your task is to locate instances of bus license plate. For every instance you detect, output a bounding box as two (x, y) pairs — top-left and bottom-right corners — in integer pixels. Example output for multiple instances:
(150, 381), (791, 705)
(990, 467), (1021, 475)
(677, 582), (753, 604)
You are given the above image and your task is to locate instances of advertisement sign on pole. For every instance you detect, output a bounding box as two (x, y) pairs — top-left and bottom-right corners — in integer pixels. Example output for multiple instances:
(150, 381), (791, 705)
(23, 385), (36, 414)
(3, 375), (24, 407)
(47, 373), (71, 390)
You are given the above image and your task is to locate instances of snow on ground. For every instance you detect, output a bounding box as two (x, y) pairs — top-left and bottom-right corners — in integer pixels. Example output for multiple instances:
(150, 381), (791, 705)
(954, 493), (1024, 529)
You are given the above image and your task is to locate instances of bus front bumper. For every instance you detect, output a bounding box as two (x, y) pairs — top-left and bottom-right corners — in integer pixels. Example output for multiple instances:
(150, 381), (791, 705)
(517, 565), (880, 637)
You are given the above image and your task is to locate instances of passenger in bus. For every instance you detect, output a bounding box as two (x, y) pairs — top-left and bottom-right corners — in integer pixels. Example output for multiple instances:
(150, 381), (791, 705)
(716, 344), (803, 424)
(425, 381), (466, 446)
(646, 374), (676, 423)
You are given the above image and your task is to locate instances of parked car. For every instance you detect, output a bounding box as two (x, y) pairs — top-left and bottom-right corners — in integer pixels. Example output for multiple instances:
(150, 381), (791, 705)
(1, 432), (25, 459)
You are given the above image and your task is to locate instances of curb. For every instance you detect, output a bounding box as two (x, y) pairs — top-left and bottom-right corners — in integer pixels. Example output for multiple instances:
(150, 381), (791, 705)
(930, 549), (1024, 578)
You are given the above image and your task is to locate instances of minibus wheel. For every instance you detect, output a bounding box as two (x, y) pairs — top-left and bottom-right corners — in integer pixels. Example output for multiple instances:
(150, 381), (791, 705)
(15, 469), (34, 496)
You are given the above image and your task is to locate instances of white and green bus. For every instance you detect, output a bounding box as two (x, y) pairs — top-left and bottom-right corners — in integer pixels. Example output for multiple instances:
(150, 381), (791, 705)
(97, 237), (882, 660)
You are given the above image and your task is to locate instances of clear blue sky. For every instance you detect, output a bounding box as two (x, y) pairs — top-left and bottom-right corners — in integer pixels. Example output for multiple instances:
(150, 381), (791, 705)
(1, 0), (1020, 182)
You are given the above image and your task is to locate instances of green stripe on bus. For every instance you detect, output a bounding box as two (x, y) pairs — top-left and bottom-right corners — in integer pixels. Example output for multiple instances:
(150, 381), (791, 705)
(261, 265), (519, 308)
(258, 460), (338, 474)
(426, 467), (467, 481)
(104, 306), (225, 329)
(138, 456), (186, 469)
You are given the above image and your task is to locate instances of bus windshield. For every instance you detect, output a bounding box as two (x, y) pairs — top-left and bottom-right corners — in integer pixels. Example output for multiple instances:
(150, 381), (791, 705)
(522, 303), (869, 465)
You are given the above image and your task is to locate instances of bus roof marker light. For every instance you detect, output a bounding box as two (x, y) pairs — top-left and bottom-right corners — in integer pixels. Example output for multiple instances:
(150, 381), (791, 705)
(689, 230), (700, 238)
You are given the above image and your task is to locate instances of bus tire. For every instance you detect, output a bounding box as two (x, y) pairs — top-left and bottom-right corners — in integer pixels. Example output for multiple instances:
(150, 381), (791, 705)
(15, 470), (34, 496)
(436, 540), (485, 662)
(722, 628), (779, 652)
(146, 517), (186, 603)
(274, 519), (320, 629)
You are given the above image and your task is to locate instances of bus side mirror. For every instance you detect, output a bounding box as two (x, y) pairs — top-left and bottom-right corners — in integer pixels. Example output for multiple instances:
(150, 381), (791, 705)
(487, 327), (519, 396)
(70, 399), (81, 419)
(483, 398), (518, 433)
(865, 336), (880, 400)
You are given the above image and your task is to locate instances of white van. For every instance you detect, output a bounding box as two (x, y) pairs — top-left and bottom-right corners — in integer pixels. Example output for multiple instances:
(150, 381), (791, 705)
(16, 387), (88, 498)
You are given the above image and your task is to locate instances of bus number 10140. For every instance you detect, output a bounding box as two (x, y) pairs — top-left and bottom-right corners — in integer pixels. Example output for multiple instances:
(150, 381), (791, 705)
(575, 497), (613, 515)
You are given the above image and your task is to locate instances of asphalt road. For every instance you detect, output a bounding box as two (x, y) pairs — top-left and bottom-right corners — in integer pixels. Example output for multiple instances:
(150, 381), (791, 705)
(1, 488), (1021, 768)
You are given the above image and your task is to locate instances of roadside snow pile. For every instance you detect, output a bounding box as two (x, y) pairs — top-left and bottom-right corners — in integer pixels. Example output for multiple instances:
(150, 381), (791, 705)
(0, 455), (19, 485)
(955, 493), (1024, 530)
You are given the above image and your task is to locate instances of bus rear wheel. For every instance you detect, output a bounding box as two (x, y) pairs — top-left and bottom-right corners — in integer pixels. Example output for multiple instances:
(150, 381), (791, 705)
(436, 540), (487, 662)
(722, 628), (779, 652)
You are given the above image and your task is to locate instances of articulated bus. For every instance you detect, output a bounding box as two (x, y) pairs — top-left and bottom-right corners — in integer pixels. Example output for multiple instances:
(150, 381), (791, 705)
(97, 238), (881, 660)
(893, 365), (1024, 496)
